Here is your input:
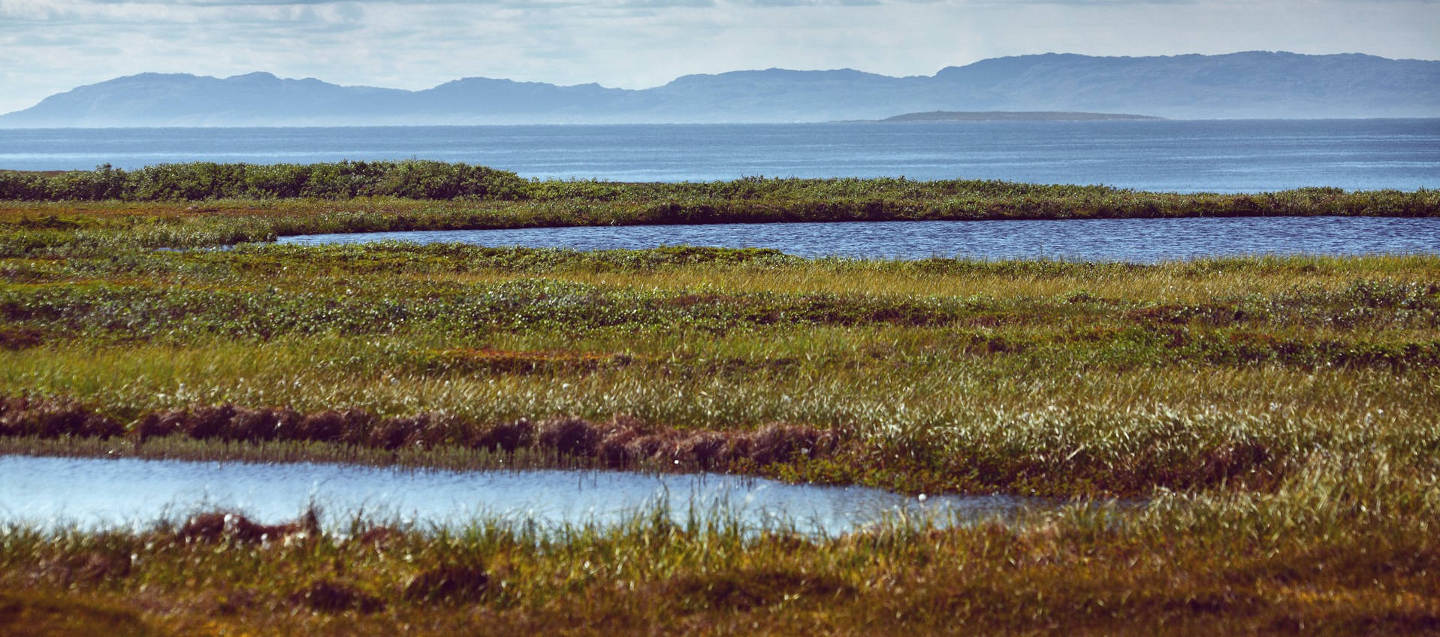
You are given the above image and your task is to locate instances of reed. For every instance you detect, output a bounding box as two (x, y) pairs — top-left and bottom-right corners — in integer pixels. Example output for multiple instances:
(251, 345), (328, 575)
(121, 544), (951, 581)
(1, 204), (1436, 633)
(1, 462), (1435, 634)
(2, 244), (1436, 496)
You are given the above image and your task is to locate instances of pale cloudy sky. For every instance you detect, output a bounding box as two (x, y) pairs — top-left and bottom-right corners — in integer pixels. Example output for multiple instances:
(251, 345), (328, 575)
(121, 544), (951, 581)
(1, 0), (1437, 113)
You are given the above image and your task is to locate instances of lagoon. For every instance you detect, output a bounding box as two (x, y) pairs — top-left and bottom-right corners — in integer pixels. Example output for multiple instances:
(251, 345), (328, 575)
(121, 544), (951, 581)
(278, 216), (1440, 262)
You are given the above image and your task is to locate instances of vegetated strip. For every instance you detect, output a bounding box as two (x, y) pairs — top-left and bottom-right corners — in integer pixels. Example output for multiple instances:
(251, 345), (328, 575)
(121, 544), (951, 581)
(4, 271), (1436, 370)
(0, 396), (1292, 497)
(0, 396), (843, 481)
(2, 161), (1436, 221)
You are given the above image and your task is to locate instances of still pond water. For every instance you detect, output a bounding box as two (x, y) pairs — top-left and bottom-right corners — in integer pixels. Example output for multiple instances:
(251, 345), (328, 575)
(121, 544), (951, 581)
(0, 455), (1034, 535)
(278, 216), (1440, 262)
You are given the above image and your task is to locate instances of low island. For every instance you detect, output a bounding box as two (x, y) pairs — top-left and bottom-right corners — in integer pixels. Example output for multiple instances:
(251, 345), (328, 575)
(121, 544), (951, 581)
(880, 110), (1164, 122)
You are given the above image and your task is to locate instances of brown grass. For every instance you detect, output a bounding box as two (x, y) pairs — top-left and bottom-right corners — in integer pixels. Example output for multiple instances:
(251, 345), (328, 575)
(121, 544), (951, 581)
(176, 509), (320, 545)
(403, 565), (491, 603)
(290, 580), (386, 614)
(0, 592), (155, 637)
(2, 396), (846, 476)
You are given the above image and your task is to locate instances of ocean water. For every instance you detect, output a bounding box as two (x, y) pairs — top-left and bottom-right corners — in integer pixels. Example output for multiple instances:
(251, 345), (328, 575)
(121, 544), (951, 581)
(2, 119), (1438, 193)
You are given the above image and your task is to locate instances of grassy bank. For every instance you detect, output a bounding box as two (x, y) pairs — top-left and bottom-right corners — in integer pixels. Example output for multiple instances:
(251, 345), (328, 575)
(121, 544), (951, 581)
(2, 201), (1438, 633)
(4, 470), (1437, 636)
(4, 245), (1437, 495)
(2, 163), (1438, 259)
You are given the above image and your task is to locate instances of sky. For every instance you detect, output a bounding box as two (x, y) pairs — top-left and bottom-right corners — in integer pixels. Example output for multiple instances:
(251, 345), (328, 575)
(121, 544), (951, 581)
(1, 0), (1438, 114)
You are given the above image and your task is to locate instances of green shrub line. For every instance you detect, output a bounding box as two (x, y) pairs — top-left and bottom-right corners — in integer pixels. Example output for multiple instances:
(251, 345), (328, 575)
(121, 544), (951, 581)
(2, 162), (1437, 220)
(0, 161), (528, 201)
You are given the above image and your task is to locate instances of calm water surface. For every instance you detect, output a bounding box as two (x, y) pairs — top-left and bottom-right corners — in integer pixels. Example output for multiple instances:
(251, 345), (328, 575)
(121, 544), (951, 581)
(3, 120), (1438, 192)
(0, 455), (1031, 535)
(278, 216), (1440, 262)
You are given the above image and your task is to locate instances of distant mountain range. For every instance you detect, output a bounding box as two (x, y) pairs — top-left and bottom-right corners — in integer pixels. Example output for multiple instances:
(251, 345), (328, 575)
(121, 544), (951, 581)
(3, 51), (1437, 127)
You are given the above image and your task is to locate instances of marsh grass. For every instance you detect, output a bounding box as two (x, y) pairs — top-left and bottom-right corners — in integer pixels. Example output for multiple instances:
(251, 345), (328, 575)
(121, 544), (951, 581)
(2, 246), (1437, 496)
(1, 463), (1435, 634)
(2, 202), (1438, 632)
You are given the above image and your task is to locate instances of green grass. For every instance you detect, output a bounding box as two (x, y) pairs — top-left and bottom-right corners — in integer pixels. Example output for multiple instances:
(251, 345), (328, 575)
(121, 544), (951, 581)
(1, 199), (1438, 633)
(3, 246), (1437, 496)
(1, 163), (1437, 259)
(1, 467), (1436, 635)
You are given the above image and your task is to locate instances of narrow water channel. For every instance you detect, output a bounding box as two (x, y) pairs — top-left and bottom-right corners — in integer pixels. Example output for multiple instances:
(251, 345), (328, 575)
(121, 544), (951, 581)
(0, 455), (1040, 536)
(275, 216), (1440, 262)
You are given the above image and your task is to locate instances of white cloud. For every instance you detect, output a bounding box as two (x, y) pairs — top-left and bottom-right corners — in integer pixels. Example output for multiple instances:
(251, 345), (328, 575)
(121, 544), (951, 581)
(2, 0), (1438, 113)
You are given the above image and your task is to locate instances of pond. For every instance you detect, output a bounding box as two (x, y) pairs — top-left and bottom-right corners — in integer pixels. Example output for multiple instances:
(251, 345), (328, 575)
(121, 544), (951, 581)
(276, 216), (1440, 262)
(0, 455), (1043, 536)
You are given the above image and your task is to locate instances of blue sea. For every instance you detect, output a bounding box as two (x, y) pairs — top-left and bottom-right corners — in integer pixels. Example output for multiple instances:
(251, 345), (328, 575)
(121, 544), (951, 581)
(2, 119), (1438, 193)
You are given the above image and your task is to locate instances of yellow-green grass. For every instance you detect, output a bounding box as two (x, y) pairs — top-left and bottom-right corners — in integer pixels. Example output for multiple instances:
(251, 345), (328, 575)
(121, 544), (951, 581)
(1, 458), (1436, 635)
(2, 206), (1438, 633)
(3, 246), (1437, 494)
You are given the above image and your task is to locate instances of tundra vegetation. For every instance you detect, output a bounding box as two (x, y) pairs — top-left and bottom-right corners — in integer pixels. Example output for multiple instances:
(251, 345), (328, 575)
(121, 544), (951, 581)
(0, 163), (1437, 634)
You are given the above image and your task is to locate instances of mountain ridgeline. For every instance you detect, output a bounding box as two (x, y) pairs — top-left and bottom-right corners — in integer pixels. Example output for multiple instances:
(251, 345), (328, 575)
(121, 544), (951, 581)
(3, 52), (1437, 127)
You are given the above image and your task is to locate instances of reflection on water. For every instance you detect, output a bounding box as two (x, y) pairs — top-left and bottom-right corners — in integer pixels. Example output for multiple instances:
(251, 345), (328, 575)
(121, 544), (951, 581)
(0, 455), (1041, 536)
(277, 216), (1440, 263)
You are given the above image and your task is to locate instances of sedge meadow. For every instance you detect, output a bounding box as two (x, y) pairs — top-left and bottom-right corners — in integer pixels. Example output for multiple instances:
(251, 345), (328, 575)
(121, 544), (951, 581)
(0, 158), (1438, 634)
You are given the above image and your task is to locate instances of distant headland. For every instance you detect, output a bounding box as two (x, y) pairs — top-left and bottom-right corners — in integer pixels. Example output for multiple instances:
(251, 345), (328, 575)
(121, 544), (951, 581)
(879, 111), (1164, 122)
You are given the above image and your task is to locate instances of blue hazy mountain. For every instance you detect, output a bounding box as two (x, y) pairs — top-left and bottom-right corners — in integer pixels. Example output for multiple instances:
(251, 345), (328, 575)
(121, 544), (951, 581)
(3, 52), (1437, 126)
